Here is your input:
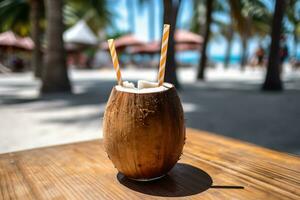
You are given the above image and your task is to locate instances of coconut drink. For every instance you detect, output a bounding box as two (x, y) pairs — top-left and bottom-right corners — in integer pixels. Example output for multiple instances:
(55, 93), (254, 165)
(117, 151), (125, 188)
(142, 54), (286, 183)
(103, 24), (185, 181)
(103, 80), (185, 180)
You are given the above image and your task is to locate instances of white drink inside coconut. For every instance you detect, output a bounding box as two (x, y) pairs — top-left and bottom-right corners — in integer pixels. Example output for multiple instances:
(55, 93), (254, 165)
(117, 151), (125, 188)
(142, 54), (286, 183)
(103, 80), (185, 180)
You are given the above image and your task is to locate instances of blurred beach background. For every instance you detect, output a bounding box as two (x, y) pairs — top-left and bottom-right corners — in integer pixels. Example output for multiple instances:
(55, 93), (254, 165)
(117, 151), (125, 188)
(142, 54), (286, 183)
(0, 0), (300, 155)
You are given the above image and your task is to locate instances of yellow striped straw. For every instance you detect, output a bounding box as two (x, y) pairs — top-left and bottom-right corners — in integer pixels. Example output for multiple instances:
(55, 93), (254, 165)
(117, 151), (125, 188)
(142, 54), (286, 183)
(108, 39), (122, 86)
(158, 24), (170, 86)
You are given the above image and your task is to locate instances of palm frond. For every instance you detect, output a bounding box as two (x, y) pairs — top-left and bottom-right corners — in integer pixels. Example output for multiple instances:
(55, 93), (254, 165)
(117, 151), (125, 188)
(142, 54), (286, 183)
(64, 0), (112, 33)
(0, 0), (30, 36)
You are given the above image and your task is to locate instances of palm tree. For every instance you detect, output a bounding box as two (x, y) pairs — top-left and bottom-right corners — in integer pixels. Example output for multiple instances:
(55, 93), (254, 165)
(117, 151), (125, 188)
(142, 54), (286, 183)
(223, 23), (234, 68)
(0, 0), (110, 80)
(210, 0), (234, 69)
(192, 0), (226, 75)
(229, 0), (271, 69)
(0, 0), (43, 78)
(229, 0), (250, 69)
(190, 0), (206, 36)
(286, 0), (300, 58)
(64, 0), (111, 34)
(30, 0), (43, 78)
(41, 0), (71, 93)
(262, 0), (286, 91)
(162, 0), (181, 88)
(197, 0), (213, 80)
(0, 0), (31, 36)
(212, 19), (234, 69)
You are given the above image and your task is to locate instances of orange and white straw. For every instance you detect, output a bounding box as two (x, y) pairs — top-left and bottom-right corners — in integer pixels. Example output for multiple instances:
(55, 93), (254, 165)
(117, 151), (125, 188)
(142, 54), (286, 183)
(108, 39), (122, 85)
(158, 24), (170, 86)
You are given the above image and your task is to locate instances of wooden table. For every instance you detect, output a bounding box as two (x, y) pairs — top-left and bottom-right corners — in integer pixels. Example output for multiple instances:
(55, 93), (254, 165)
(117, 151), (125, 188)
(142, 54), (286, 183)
(1, 129), (300, 200)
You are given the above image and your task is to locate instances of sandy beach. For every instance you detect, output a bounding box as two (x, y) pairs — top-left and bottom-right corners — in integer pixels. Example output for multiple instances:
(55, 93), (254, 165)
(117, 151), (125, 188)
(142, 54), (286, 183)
(1, 65), (300, 154)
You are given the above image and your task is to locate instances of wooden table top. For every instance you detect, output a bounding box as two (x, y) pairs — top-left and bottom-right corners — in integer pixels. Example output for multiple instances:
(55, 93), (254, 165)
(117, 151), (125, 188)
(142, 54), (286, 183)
(1, 128), (300, 200)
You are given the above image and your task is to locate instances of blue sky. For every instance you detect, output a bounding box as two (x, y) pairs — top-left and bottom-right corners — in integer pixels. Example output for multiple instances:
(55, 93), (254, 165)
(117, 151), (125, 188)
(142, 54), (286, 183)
(106, 0), (298, 60)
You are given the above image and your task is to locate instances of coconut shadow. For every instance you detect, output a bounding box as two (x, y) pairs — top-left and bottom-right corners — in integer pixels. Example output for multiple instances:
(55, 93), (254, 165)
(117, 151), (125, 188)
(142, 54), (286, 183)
(117, 163), (212, 197)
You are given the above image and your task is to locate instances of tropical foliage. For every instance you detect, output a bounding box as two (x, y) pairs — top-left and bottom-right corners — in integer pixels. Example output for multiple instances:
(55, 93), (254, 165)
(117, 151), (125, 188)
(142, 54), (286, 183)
(0, 0), (111, 84)
(0, 0), (32, 36)
(64, 0), (111, 33)
(285, 0), (300, 57)
(0, 0), (111, 36)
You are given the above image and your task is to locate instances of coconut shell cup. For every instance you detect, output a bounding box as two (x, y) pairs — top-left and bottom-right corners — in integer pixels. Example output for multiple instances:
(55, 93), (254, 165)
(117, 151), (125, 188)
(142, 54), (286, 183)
(103, 83), (185, 181)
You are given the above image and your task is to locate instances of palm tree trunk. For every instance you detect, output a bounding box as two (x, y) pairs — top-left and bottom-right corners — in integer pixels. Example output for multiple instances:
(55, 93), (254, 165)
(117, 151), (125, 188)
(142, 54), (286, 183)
(240, 36), (247, 70)
(126, 0), (135, 33)
(293, 32), (298, 58)
(149, 0), (155, 40)
(224, 26), (234, 69)
(41, 0), (71, 93)
(197, 0), (213, 80)
(162, 0), (181, 88)
(30, 0), (43, 78)
(262, 0), (285, 91)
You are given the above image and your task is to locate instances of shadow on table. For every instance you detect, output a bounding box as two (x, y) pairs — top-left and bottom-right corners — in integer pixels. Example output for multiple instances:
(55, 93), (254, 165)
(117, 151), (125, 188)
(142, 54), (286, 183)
(117, 163), (212, 197)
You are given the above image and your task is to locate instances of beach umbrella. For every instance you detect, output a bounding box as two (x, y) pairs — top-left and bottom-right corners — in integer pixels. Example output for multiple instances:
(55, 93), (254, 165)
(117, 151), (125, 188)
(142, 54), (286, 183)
(100, 34), (145, 51)
(175, 29), (203, 45)
(0, 31), (19, 48)
(0, 31), (34, 50)
(175, 43), (201, 51)
(113, 29), (203, 55)
(130, 38), (201, 55)
(64, 20), (98, 46)
(129, 41), (160, 54)
(18, 37), (34, 50)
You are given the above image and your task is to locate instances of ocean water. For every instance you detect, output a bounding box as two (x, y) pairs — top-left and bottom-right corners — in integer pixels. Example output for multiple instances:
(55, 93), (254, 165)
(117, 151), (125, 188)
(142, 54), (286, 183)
(122, 51), (300, 65)
(176, 52), (241, 65)
(178, 55), (242, 64)
(177, 51), (300, 65)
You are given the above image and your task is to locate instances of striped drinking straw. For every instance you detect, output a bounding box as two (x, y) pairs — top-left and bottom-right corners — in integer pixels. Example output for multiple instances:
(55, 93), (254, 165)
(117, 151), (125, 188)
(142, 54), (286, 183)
(108, 39), (123, 86)
(158, 24), (170, 86)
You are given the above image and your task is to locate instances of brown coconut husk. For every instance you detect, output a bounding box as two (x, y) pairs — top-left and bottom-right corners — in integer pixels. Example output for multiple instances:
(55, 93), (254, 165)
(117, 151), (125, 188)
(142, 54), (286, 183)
(103, 83), (185, 180)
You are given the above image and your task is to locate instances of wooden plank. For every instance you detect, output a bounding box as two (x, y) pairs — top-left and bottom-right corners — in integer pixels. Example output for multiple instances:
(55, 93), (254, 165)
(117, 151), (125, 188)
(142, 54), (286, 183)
(0, 154), (37, 199)
(0, 128), (299, 200)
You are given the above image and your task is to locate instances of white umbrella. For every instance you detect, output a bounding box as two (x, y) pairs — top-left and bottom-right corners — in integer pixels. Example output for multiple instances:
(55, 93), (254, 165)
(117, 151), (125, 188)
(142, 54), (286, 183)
(64, 20), (98, 45)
